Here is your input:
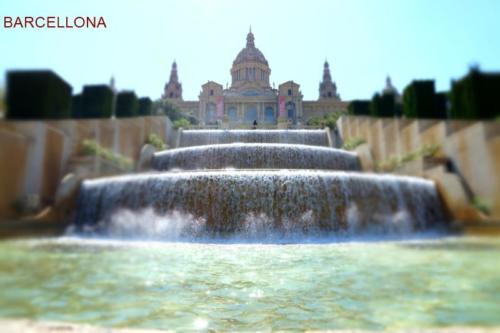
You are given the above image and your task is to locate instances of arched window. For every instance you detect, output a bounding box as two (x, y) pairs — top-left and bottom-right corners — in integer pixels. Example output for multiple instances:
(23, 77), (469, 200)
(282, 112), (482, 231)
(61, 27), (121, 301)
(264, 106), (275, 124)
(328, 91), (332, 97)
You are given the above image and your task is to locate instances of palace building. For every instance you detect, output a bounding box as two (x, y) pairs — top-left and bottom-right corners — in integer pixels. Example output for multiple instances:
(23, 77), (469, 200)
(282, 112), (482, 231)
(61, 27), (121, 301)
(162, 29), (348, 125)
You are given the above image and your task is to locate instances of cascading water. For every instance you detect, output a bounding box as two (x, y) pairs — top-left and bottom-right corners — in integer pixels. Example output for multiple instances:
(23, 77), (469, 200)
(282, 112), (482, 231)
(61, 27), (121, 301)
(74, 171), (444, 236)
(73, 128), (448, 240)
(179, 129), (330, 147)
(153, 143), (360, 171)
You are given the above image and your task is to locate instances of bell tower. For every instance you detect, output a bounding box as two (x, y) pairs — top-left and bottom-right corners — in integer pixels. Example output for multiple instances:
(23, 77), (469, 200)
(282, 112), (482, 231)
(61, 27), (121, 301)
(163, 61), (183, 100)
(318, 60), (340, 100)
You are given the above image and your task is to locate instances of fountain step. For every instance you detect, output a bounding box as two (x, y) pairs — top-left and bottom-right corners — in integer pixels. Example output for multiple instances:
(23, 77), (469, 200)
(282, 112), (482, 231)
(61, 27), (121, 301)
(179, 129), (330, 147)
(74, 170), (447, 237)
(153, 143), (360, 171)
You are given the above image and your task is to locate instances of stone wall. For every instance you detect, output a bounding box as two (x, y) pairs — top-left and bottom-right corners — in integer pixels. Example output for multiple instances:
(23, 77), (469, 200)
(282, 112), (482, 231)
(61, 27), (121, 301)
(0, 116), (173, 219)
(337, 116), (500, 219)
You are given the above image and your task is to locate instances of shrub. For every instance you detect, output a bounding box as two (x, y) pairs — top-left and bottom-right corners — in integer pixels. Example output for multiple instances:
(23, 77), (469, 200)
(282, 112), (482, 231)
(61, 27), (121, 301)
(450, 68), (500, 119)
(173, 118), (191, 129)
(77, 85), (114, 119)
(306, 112), (341, 129)
(306, 116), (323, 127)
(154, 99), (184, 121)
(81, 139), (133, 169)
(6, 70), (72, 119)
(186, 115), (199, 125)
(375, 143), (440, 172)
(323, 112), (341, 129)
(153, 99), (200, 125)
(116, 91), (139, 118)
(146, 133), (167, 150)
(152, 99), (201, 125)
(342, 137), (366, 151)
(472, 197), (492, 216)
(138, 97), (153, 116)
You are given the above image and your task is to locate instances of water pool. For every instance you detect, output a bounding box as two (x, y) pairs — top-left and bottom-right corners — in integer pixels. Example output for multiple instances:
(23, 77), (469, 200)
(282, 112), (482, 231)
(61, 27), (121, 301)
(0, 236), (499, 331)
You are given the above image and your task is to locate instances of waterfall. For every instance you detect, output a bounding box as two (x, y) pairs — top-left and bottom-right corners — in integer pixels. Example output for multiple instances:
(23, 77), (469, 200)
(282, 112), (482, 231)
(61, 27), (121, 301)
(179, 129), (330, 147)
(153, 143), (360, 171)
(73, 129), (448, 240)
(74, 171), (446, 238)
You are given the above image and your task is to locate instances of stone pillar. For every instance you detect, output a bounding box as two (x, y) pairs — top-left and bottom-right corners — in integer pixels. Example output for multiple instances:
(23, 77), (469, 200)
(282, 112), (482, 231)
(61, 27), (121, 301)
(113, 120), (120, 155)
(23, 123), (47, 196)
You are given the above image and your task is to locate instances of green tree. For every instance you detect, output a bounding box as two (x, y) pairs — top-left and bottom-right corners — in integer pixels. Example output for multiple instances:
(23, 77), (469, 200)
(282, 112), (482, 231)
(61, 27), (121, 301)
(153, 99), (199, 124)
(173, 118), (191, 129)
(306, 112), (341, 129)
(153, 99), (184, 121)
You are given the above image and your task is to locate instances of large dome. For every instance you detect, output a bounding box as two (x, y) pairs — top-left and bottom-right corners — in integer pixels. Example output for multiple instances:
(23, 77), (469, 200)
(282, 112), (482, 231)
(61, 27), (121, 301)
(233, 31), (269, 66)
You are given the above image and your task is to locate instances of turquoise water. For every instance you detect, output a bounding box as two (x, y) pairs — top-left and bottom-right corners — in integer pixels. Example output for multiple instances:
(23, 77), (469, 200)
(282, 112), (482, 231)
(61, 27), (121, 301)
(0, 236), (499, 331)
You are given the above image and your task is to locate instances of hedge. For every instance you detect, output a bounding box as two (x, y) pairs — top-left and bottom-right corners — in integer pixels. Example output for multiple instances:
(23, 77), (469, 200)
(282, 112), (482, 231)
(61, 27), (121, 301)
(71, 94), (83, 118)
(115, 91), (139, 118)
(348, 100), (371, 116)
(450, 69), (500, 119)
(434, 92), (449, 119)
(77, 85), (114, 119)
(6, 70), (72, 119)
(402, 80), (438, 118)
(138, 97), (153, 116)
(371, 93), (396, 117)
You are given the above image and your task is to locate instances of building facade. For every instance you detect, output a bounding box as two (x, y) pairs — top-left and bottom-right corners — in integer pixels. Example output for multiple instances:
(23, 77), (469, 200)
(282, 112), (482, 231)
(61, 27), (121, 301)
(162, 30), (348, 125)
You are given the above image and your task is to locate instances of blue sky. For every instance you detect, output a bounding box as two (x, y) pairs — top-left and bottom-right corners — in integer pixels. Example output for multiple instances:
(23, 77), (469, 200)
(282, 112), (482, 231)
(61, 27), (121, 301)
(1, 0), (499, 101)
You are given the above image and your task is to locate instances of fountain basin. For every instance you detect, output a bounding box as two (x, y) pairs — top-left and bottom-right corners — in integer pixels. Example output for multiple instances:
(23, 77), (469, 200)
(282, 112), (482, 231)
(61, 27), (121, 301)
(1, 237), (499, 331)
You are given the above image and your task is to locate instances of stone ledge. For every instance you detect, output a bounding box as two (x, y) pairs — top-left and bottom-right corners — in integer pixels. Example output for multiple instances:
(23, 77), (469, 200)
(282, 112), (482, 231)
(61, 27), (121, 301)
(0, 319), (168, 333)
(1, 319), (499, 333)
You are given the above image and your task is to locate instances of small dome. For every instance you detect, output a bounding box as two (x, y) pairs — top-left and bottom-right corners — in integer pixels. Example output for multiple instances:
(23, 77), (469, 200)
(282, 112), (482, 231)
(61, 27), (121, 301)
(383, 76), (399, 96)
(233, 31), (269, 66)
